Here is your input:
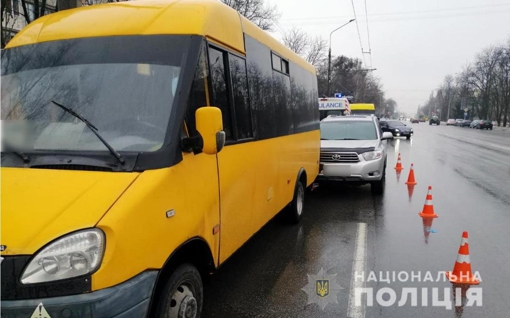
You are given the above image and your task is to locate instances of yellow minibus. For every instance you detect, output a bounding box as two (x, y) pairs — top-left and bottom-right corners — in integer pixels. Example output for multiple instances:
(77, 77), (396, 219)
(0, 0), (319, 317)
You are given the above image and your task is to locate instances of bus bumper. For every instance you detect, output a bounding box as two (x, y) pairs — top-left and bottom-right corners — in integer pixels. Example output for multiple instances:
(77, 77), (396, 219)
(1, 271), (157, 318)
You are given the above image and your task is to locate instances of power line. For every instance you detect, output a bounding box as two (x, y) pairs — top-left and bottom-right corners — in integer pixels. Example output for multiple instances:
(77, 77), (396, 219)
(386, 89), (439, 92)
(281, 2), (510, 22)
(273, 21), (286, 36)
(364, 0), (373, 68)
(351, 0), (366, 67)
(280, 9), (510, 26)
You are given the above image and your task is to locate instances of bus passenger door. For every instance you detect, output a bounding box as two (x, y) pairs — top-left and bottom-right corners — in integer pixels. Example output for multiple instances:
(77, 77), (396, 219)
(208, 46), (261, 264)
(180, 44), (222, 267)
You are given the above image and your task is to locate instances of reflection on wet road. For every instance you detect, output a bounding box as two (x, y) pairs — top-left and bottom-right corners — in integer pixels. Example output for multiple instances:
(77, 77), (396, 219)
(203, 123), (510, 317)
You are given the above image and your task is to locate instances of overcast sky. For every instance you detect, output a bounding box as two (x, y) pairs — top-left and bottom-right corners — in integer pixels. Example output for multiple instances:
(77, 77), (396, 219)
(266, 0), (510, 114)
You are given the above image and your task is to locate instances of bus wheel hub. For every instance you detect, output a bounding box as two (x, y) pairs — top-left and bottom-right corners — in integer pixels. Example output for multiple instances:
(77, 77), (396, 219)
(179, 295), (197, 318)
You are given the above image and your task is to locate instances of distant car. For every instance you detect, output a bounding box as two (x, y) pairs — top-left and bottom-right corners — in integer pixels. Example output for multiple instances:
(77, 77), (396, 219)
(446, 119), (456, 126)
(470, 120), (480, 128)
(419, 118), (426, 122)
(478, 119), (493, 130)
(454, 119), (464, 126)
(379, 120), (414, 140)
(461, 119), (471, 127)
(429, 115), (440, 125)
(410, 118), (420, 123)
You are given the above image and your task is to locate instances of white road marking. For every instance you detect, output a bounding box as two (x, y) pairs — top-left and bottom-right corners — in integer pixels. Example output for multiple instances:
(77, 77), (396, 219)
(347, 222), (367, 318)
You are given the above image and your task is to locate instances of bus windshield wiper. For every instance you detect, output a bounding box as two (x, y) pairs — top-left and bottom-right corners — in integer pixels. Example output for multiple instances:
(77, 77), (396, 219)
(51, 101), (125, 164)
(2, 142), (31, 163)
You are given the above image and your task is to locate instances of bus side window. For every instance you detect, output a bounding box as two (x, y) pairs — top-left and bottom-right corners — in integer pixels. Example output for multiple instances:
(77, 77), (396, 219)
(228, 54), (253, 140)
(208, 47), (234, 140)
(185, 43), (208, 138)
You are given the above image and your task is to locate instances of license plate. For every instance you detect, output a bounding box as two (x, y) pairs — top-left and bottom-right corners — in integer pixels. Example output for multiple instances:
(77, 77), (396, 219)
(324, 165), (351, 177)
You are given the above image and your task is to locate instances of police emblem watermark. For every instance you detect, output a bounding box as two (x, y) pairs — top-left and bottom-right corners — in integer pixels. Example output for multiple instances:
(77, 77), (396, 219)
(352, 271), (483, 309)
(301, 268), (344, 310)
(302, 270), (483, 311)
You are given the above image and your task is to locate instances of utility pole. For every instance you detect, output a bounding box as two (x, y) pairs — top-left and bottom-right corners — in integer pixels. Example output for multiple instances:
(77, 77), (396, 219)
(327, 19), (355, 97)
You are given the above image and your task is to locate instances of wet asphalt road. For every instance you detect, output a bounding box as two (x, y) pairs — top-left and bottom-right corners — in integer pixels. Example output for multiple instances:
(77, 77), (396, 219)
(202, 123), (510, 318)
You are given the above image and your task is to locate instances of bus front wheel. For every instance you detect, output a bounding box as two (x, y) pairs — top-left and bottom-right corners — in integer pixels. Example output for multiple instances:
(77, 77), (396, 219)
(155, 264), (203, 318)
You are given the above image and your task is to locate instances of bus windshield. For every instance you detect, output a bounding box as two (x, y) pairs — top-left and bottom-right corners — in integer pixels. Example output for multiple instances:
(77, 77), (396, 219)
(1, 36), (191, 153)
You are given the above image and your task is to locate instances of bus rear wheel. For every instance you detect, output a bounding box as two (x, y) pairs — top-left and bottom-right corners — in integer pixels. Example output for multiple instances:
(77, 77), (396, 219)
(286, 180), (305, 224)
(155, 264), (203, 318)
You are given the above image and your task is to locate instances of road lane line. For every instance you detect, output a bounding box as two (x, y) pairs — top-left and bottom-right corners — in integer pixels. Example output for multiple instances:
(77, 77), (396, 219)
(347, 222), (367, 318)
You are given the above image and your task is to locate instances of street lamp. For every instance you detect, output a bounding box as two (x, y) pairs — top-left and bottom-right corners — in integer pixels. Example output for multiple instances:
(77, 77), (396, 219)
(327, 19), (355, 97)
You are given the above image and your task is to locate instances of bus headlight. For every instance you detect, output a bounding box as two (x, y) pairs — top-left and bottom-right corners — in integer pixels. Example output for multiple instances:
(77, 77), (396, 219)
(21, 229), (105, 284)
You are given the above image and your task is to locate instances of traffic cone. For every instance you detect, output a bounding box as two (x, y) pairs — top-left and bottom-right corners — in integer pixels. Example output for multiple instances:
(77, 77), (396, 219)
(407, 184), (416, 202)
(418, 186), (438, 218)
(394, 153), (404, 171)
(446, 232), (480, 285)
(405, 163), (417, 185)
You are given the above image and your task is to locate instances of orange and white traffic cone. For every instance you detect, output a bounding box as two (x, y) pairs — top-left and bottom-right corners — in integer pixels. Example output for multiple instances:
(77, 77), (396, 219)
(394, 153), (404, 171)
(407, 184), (416, 202)
(418, 186), (438, 218)
(405, 163), (417, 185)
(446, 232), (480, 285)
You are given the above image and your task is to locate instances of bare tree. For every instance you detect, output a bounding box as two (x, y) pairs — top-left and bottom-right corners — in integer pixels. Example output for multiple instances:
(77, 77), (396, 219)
(282, 27), (308, 56)
(469, 47), (501, 119)
(221, 0), (280, 31)
(282, 27), (327, 67)
(422, 39), (510, 125)
(315, 55), (391, 114)
(1, 0), (16, 48)
(57, 0), (78, 10)
(383, 98), (397, 117)
(500, 40), (510, 126)
(489, 41), (510, 126)
(305, 35), (327, 67)
(443, 75), (455, 120)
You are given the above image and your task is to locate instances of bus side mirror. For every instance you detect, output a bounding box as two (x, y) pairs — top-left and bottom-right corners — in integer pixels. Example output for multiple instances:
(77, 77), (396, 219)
(196, 107), (225, 155)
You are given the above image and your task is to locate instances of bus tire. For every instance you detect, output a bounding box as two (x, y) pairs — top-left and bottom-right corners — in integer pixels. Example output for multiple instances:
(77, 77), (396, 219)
(286, 180), (305, 224)
(155, 264), (203, 318)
